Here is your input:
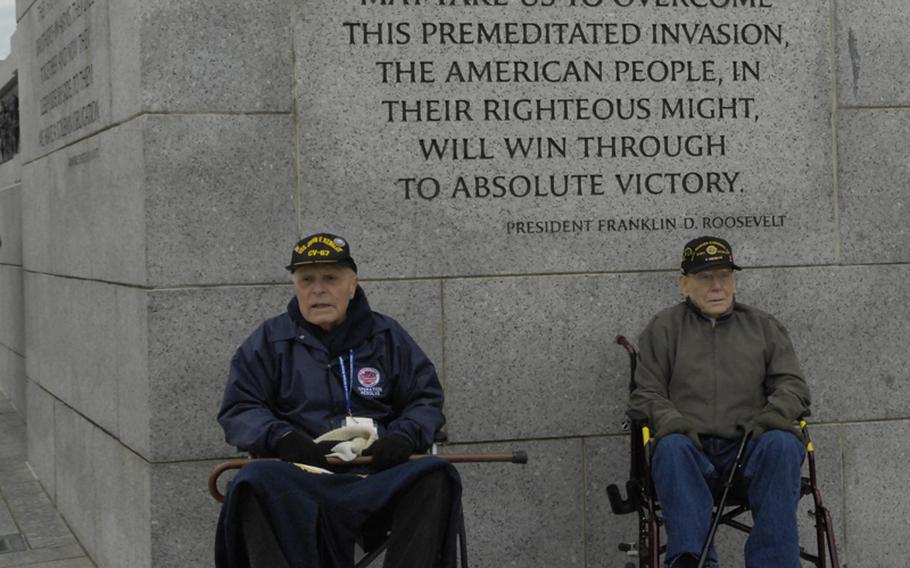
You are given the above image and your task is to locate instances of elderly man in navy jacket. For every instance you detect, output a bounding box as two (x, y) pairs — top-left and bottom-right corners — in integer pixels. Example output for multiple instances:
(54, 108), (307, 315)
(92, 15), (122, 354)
(215, 233), (459, 568)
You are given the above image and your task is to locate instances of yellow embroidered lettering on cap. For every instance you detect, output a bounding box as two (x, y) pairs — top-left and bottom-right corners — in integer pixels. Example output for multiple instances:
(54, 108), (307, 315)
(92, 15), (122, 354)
(286, 232), (359, 273)
(307, 249), (331, 257)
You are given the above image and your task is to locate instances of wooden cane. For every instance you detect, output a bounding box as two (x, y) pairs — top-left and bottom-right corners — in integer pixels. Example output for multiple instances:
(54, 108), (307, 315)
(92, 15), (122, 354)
(208, 451), (529, 503)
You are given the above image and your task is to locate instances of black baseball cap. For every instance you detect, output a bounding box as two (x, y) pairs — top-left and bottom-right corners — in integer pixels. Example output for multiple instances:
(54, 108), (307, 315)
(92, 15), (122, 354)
(286, 233), (358, 273)
(680, 236), (742, 275)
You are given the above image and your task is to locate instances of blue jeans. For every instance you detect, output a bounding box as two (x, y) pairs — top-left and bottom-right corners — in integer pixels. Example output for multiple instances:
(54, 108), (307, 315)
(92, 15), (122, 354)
(651, 430), (806, 568)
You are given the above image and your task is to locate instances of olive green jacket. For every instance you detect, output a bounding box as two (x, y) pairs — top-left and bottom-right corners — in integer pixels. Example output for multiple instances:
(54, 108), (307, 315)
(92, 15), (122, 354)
(629, 300), (810, 440)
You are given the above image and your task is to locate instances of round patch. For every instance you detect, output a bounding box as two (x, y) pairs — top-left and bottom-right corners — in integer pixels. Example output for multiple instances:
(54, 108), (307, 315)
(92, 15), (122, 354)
(706, 245), (718, 255)
(358, 367), (381, 387)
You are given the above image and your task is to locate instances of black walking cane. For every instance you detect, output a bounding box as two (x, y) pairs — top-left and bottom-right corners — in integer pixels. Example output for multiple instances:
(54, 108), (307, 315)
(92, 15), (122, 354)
(696, 428), (753, 568)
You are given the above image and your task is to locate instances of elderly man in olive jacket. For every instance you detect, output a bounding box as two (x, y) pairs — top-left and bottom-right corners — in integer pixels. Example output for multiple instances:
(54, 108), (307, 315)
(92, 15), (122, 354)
(630, 236), (810, 568)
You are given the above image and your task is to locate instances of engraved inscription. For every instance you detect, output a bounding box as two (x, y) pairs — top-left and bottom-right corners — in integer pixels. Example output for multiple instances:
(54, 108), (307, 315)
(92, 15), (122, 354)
(317, 0), (819, 240)
(33, 0), (100, 148)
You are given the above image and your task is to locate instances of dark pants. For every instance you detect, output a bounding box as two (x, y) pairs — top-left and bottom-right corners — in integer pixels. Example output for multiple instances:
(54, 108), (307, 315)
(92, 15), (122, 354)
(379, 469), (454, 567)
(237, 469), (454, 568)
(240, 489), (290, 568)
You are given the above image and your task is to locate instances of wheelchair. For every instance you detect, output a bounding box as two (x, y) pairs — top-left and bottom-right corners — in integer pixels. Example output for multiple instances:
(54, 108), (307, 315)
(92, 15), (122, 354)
(606, 336), (841, 568)
(209, 431), (528, 568)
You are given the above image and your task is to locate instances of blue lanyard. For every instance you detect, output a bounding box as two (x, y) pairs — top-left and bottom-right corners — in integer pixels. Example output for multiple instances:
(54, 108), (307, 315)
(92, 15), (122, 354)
(337, 349), (355, 416)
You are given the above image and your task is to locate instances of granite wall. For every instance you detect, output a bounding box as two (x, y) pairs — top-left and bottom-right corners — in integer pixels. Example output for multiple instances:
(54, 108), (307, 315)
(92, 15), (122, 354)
(2, 0), (909, 566)
(0, 44), (24, 418)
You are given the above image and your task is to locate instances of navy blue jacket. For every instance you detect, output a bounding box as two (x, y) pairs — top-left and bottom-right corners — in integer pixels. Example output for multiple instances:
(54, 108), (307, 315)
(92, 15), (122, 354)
(218, 299), (445, 456)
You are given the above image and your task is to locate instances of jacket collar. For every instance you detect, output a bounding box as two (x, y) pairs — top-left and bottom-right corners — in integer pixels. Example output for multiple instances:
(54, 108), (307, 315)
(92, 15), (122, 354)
(684, 297), (736, 323)
(271, 288), (390, 352)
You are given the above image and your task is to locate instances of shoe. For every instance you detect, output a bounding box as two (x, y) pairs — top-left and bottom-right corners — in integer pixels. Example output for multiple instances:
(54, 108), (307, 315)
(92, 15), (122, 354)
(671, 554), (700, 568)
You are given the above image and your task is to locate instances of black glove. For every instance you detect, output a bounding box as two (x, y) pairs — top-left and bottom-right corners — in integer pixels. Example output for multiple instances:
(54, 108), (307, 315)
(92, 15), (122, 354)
(658, 416), (702, 449)
(749, 410), (794, 437)
(276, 430), (328, 468)
(365, 433), (415, 471)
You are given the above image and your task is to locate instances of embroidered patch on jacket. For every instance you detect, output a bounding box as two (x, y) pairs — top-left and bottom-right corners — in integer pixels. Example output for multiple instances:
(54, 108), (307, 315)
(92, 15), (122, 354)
(356, 367), (383, 397)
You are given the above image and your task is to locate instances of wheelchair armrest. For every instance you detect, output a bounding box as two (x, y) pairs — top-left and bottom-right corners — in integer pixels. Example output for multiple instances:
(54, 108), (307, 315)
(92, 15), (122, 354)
(625, 409), (649, 427)
(622, 409), (652, 482)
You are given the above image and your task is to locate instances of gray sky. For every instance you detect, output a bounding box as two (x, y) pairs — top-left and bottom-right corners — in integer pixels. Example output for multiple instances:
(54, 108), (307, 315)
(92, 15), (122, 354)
(0, 0), (14, 60)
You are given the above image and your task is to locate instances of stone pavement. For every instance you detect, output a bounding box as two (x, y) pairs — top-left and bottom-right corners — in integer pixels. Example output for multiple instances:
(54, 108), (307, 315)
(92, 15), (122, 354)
(0, 392), (94, 567)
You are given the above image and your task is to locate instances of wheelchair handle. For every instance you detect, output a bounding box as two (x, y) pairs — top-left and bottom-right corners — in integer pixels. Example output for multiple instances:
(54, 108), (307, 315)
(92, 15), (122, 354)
(209, 451), (529, 502)
(615, 335), (637, 356)
(606, 480), (640, 515)
(616, 335), (639, 392)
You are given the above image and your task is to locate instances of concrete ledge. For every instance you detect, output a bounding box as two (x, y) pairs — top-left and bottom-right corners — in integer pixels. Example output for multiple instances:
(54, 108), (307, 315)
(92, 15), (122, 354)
(0, 265), (24, 355)
(26, 379), (54, 500)
(0, 159), (21, 197)
(21, 123), (147, 286)
(838, 110), (910, 264)
(142, 114), (296, 287)
(443, 271), (686, 442)
(150, 460), (222, 568)
(450, 438), (585, 567)
(843, 420), (910, 566)
(52, 402), (151, 568)
(0, 185), (21, 267)
(837, 0), (910, 106)
(0, 347), (24, 415)
(25, 273), (149, 448)
(109, 0), (292, 120)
